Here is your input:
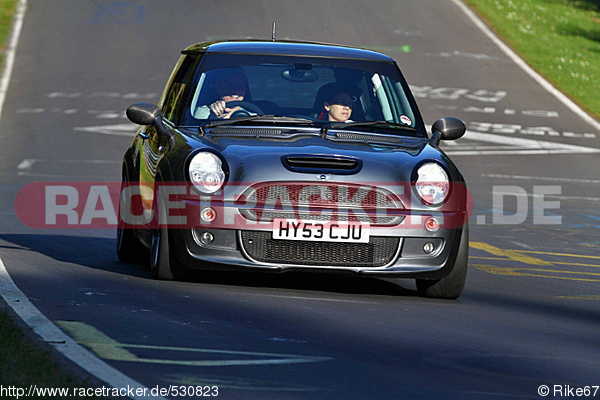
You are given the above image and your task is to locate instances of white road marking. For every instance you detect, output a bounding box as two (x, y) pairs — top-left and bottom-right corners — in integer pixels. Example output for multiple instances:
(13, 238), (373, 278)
(429, 125), (600, 156)
(451, 0), (600, 131)
(448, 131), (600, 156)
(465, 108), (561, 118)
(17, 158), (116, 175)
(412, 86), (506, 102)
(481, 174), (600, 184)
(46, 92), (156, 99)
(58, 321), (332, 367)
(251, 293), (380, 304)
(74, 123), (138, 136)
(469, 121), (596, 139)
(425, 50), (500, 60)
(15, 108), (45, 114)
(17, 158), (36, 170)
(47, 92), (83, 98)
(522, 110), (559, 118)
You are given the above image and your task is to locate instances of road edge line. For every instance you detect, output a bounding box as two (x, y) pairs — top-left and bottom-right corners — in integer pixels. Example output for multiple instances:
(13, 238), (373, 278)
(453, 0), (600, 131)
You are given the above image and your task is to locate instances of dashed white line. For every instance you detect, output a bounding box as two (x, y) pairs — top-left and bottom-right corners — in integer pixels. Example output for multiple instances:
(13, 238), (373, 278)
(17, 158), (36, 170)
(74, 123), (138, 136)
(481, 174), (600, 184)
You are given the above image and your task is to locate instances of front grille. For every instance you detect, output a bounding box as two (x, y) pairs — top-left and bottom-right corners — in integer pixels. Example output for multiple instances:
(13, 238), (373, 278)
(239, 182), (404, 226)
(240, 231), (400, 267)
(244, 183), (401, 208)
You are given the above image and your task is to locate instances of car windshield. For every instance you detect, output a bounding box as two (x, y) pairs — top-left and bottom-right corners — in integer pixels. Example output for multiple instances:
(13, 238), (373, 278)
(180, 53), (424, 137)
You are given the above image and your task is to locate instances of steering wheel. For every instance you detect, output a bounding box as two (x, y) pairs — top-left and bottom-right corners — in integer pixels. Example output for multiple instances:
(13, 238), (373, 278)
(225, 101), (264, 117)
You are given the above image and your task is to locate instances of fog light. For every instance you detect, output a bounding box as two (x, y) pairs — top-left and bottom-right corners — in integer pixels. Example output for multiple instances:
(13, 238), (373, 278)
(424, 217), (439, 232)
(200, 231), (214, 245)
(423, 242), (435, 254)
(201, 207), (216, 222)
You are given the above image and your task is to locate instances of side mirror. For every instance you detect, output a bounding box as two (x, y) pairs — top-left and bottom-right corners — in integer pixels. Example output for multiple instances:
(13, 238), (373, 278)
(430, 117), (466, 146)
(127, 102), (174, 150)
(126, 103), (162, 126)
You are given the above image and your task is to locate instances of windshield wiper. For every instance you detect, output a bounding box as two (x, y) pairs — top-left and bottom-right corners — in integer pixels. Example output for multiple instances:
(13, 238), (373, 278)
(201, 115), (316, 130)
(322, 120), (417, 135)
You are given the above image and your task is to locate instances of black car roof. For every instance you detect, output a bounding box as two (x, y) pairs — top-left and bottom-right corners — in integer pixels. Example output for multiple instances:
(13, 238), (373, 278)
(182, 40), (395, 62)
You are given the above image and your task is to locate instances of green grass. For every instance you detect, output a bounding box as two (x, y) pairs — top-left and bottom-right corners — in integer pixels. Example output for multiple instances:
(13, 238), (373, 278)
(463, 0), (600, 120)
(0, 0), (16, 66)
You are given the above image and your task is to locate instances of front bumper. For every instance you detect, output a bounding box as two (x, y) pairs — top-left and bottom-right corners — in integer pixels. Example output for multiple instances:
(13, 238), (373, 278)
(170, 223), (465, 280)
(163, 183), (468, 279)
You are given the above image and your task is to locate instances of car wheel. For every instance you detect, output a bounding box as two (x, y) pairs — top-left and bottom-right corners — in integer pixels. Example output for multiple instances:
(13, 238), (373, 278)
(416, 223), (469, 300)
(116, 166), (147, 263)
(149, 187), (189, 280)
(150, 220), (176, 280)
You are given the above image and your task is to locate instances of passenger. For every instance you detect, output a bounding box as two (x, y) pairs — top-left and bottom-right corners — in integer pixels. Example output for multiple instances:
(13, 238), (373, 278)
(196, 69), (249, 119)
(317, 86), (356, 122)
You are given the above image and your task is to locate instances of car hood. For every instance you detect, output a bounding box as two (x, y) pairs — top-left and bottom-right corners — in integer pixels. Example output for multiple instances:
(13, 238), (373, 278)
(181, 128), (453, 185)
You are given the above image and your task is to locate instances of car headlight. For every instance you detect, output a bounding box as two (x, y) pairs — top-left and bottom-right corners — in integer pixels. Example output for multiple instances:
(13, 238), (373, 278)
(414, 162), (449, 205)
(188, 152), (225, 194)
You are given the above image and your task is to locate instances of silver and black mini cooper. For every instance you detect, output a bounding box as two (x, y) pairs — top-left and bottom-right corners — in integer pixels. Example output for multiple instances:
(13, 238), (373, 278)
(118, 40), (470, 299)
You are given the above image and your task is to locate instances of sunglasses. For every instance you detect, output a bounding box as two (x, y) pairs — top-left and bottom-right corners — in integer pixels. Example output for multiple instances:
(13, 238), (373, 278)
(221, 84), (246, 95)
(330, 99), (355, 108)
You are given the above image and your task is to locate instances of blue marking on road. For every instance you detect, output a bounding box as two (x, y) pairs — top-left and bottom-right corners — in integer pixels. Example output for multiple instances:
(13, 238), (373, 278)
(90, 1), (145, 25)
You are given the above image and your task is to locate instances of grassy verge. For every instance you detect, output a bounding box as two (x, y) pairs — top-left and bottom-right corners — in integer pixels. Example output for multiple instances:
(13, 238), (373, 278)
(463, 0), (600, 120)
(0, 0), (16, 66)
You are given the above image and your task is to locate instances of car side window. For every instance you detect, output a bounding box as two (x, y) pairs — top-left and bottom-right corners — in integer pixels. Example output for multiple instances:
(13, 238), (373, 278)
(161, 55), (197, 122)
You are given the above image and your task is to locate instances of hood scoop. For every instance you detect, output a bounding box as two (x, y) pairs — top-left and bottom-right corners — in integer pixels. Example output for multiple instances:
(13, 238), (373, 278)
(282, 155), (362, 174)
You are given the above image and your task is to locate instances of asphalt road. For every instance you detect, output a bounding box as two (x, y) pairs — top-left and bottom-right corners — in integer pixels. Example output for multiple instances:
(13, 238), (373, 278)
(1, 1), (599, 399)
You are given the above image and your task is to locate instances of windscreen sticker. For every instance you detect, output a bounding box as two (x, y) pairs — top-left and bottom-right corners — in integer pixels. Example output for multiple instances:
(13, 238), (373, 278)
(400, 115), (412, 125)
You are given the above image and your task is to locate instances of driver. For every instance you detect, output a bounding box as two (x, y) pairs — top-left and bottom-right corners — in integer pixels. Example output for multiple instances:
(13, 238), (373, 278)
(196, 69), (251, 119)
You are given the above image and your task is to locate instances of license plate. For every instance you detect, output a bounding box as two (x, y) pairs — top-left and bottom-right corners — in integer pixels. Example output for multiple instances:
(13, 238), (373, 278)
(272, 219), (370, 243)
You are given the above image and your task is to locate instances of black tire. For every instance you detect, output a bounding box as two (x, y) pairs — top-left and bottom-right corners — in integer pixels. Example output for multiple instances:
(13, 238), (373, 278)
(116, 165), (147, 264)
(416, 224), (469, 300)
(149, 187), (177, 280)
(149, 186), (190, 280)
(150, 218), (176, 280)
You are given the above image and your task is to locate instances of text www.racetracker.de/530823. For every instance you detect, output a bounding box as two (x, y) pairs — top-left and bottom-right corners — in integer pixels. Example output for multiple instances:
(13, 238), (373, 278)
(0, 384), (219, 398)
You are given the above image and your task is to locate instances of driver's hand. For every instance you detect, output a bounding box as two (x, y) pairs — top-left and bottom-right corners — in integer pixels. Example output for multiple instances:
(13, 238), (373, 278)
(210, 100), (240, 119)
